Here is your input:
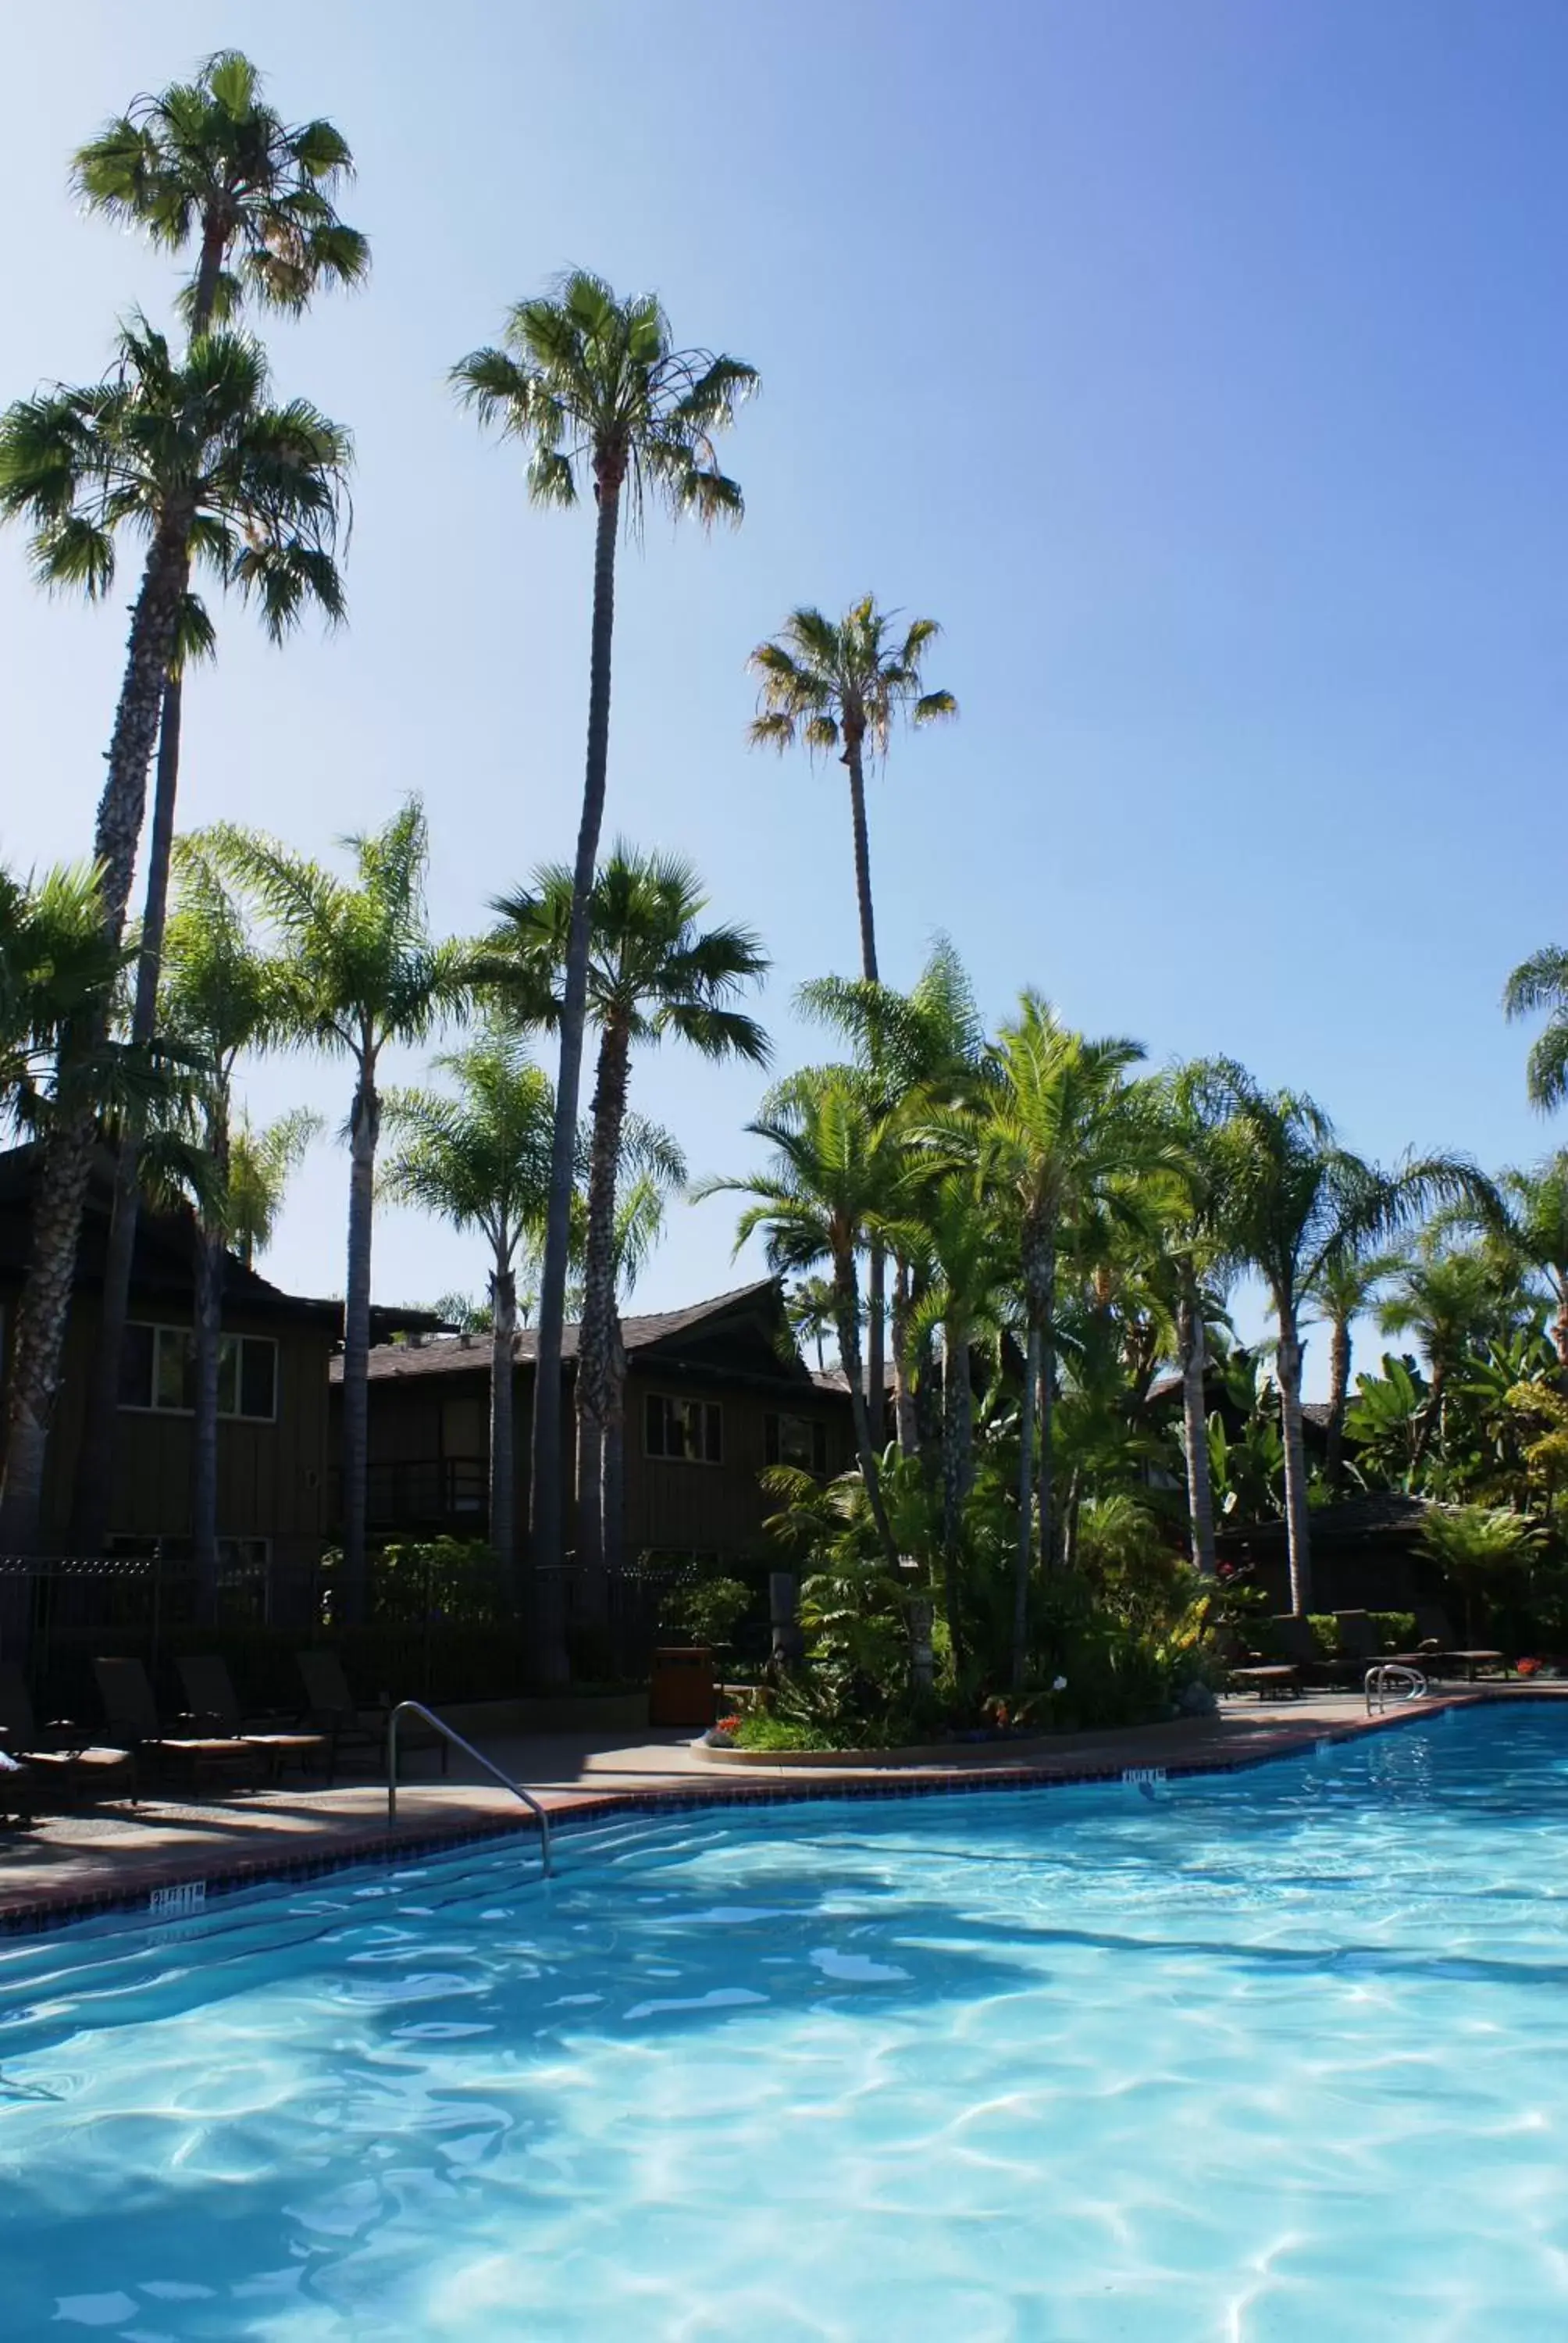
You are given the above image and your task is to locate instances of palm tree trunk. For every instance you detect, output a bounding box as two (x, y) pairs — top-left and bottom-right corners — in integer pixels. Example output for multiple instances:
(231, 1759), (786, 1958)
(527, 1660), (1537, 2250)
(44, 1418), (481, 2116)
(0, 531), (191, 1555)
(1030, 1232), (1057, 1569)
(866, 1236), (886, 1432)
(339, 1060), (380, 1628)
(1325, 1316), (1352, 1499)
(72, 675), (185, 1555)
(603, 1321), (627, 1582)
(834, 1256), (899, 1570)
(191, 1220), (224, 1624)
(529, 465), (622, 1680)
(575, 1020), (630, 1627)
(1274, 1305), (1314, 1616)
(940, 1315), (971, 1667)
(891, 1255), (918, 1457)
(1410, 1361), (1445, 1478)
(843, 735), (878, 986)
(1011, 1324), (1040, 1690)
(488, 1261), (517, 1581)
(1178, 1288), (1217, 1574)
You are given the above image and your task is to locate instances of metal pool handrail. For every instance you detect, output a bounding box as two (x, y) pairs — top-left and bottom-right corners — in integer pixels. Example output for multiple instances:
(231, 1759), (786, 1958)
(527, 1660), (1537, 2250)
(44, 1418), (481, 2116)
(386, 1699), (553, 1876)
(1365, 1663), (1428, 1715)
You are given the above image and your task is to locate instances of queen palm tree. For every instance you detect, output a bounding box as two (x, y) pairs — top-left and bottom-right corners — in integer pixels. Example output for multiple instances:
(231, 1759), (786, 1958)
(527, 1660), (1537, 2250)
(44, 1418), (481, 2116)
(748, 599), (956, 986)
(490, 848), (768, 1607)
(1379, 1242), (1518, 1475)
(0, 861), (127, 1134)
(1211, 1072), (1489, 1614)
(1306, 1241), (1399, 1496)
(1491, 1157), (1568, 1377)
(971, 997), (1158, 1684)
(156, 838), (283, 1607)
(380, 1032), (556, 1589)
(700, 1075), (907, 1573)
(453, 273), (757, 1590)
(0, 319), (348, 1551)
(1505, 945), (1568, 1114)
(207, 801), (472, 1624)
(72, 52), (366, 1544)
(226, 1107), (322, 1270)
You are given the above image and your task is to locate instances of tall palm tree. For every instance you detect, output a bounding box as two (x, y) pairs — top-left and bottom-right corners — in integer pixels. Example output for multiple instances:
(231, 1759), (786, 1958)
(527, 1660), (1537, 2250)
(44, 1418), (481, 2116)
(600, 1167), (678, 1582)
(156, 838), (283, 1607)
(453, 272), (757, 1594)
(208, 802), (471, 1623)
(490, 847), (768, 1605)
(0, 861), (127, 1135)
(73, 49), (368, 332)
(752, 604), (957, 1425)
(1306, 1242), (1399, 1496)
(73, 51), (366, 1543)
(226, 1107), (322, 1270)
(971, 996), (1156, 1684)
(380, 1032), (555, 1588)
(1212, 1072), (1489, 1614)
(699, 1075), (907, 1573)
(748, 598), (957, 986)
(0, 319), (347, 1551)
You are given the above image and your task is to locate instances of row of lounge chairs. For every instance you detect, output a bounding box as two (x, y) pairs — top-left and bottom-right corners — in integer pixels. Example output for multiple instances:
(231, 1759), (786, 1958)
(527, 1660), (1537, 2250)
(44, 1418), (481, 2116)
(0, 1649), (448, 1821)
(1225, 1607), (1506, 1699)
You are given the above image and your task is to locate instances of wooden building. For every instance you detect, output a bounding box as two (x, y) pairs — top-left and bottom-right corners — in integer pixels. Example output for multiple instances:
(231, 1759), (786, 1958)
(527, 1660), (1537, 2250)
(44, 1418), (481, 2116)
(335, 1278), (857, 1567)
(0, 1147), (355, 1589)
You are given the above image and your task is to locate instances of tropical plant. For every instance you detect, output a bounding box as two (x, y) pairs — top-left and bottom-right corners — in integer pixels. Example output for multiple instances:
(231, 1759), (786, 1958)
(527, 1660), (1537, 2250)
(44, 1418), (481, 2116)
(748, 598), (956, 984)
(969, 996), (1160, 1683)
(1343, 1354), (1429, 1490)
(0, 861), (127, 1133)
(1505, 946), (1568, 1114)
(226, 1107), (321, 1269)
(1491, 1157), (1568, 1375)
(700, 1074), (907, 1571)
(453, 270), (757, 1614)
(380, 1029), (555, 1589)
(1379, 1242), (1520, 1473)
(155, 836), (283, 1603)
(1306, 1241), (1399, 1496)
(488, 847), (767, 1603)
(0, 317), (348, 1550)
(73, 49), (366, 1543)
(1207, 1068), (1490, 1615)
(1418, 1503), (1543, 1644)
(207, 801), (472, 1621)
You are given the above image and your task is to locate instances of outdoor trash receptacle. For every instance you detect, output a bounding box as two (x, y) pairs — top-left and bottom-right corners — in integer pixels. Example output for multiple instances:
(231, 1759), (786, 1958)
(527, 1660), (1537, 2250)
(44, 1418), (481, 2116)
(648, 1646), (716, 1728)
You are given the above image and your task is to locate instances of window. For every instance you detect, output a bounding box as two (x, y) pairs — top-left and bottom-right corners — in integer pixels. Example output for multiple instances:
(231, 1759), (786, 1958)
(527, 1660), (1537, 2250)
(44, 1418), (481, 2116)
(119, 1325), (279, 1422)
(765, 1413), (829, 1476)
(645, 1393), (723, 1465)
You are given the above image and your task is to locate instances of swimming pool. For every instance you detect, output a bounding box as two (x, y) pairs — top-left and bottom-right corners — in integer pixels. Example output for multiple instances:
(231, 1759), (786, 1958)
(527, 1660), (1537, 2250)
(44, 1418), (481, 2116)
(1, 1705), (1564, 2340)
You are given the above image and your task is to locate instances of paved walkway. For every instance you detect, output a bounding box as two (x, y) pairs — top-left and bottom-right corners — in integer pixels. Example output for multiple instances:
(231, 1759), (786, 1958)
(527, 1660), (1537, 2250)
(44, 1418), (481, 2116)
(2, 1684), (1561, 1931)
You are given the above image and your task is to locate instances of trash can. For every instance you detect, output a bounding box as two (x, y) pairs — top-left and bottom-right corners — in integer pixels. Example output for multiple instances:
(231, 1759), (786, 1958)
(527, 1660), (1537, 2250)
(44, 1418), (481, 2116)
(648, 1645), (716, 1728)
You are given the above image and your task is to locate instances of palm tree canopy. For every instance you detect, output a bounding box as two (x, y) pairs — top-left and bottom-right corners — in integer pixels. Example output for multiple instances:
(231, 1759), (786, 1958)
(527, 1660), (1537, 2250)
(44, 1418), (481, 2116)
(0, 861), (128, 1132)
(0, 316), (349, 640)
(697, 1073), (906, 1281)
(226, 1107), (321, 1262)
(380, 1029), (555, 1265)
(159, 836), (286, 1080)
(1497, 1156), (1568, 1295)
(749, 595), (957, 761)
(972, 993), (1156, 1245)
(1379, 1243), (1523, 1368)
(1504, 946), (1568, 1113)
(452, 268), (757, 522)
(204, 800), (472, 1065)
(73, 48), (368, 326)
(488, 844), (769, 1064)
(796, 936), (985, 1107)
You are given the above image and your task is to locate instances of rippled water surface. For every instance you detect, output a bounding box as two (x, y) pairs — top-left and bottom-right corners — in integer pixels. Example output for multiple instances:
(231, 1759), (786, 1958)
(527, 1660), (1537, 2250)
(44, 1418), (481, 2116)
(2, 1706), (1568, 2339)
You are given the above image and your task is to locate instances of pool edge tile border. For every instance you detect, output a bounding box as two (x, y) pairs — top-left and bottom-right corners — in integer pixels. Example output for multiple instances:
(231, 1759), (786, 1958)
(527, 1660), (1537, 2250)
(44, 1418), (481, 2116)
(0, 1688), (1536, 1937)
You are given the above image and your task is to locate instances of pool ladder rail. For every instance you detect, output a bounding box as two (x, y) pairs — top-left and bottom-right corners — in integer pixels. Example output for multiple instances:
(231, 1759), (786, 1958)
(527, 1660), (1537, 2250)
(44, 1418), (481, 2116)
(1364, 1663), (1429, 1716)
(385, 1698), (553, 1876)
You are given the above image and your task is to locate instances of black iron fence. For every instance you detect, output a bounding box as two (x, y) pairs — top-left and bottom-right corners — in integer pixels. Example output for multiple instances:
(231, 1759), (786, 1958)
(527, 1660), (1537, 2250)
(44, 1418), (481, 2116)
(0, 1551), (686, 1725)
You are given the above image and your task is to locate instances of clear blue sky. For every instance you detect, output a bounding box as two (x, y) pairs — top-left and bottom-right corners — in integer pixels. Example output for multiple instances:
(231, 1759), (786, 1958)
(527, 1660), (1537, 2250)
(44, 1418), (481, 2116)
(5, 1), (1567, 1394)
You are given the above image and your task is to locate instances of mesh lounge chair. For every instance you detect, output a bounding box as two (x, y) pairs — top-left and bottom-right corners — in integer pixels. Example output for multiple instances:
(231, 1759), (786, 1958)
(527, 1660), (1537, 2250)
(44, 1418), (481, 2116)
(0, 1663), (137, 1808)
(176, 1655), (331, 1782)
(295, 1650), (448, 1778)
(93, 1657), (257, 1785)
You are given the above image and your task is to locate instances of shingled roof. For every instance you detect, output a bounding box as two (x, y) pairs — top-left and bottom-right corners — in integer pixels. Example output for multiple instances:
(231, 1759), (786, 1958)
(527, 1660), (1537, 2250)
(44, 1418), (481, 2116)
(333, 1278), (788, 1383)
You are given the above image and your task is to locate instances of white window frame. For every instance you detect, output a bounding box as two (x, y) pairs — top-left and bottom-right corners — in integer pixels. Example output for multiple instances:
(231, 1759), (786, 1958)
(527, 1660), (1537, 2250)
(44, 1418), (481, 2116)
(119, 1323), (280, 1424)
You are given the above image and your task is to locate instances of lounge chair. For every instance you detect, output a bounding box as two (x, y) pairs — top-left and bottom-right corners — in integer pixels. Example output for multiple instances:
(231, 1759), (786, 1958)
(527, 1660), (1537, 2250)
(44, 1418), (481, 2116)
(93, 1657), (257, 1786)
(295, 1649), (448, 1778)
(0, 1663), (137, 1808)
(1413, 1606), (1506, 1684)
(1220, 1624), (1306, 1699)
(176, 1655), (331, 1783)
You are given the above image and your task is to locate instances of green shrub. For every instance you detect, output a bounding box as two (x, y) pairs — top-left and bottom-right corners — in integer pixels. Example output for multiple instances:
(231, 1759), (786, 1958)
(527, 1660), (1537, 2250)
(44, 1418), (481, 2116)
(658, 1574), (752, 1649)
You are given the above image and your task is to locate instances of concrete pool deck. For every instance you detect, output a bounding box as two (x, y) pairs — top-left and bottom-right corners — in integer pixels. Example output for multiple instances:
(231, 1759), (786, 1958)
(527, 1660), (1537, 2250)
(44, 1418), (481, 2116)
(2, 1681), (1563, 1931)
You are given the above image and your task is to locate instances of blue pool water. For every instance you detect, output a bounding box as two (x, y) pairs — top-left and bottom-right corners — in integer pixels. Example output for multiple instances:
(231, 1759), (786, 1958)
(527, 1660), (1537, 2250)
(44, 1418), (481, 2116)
(1, 1706), (1566, 2340)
